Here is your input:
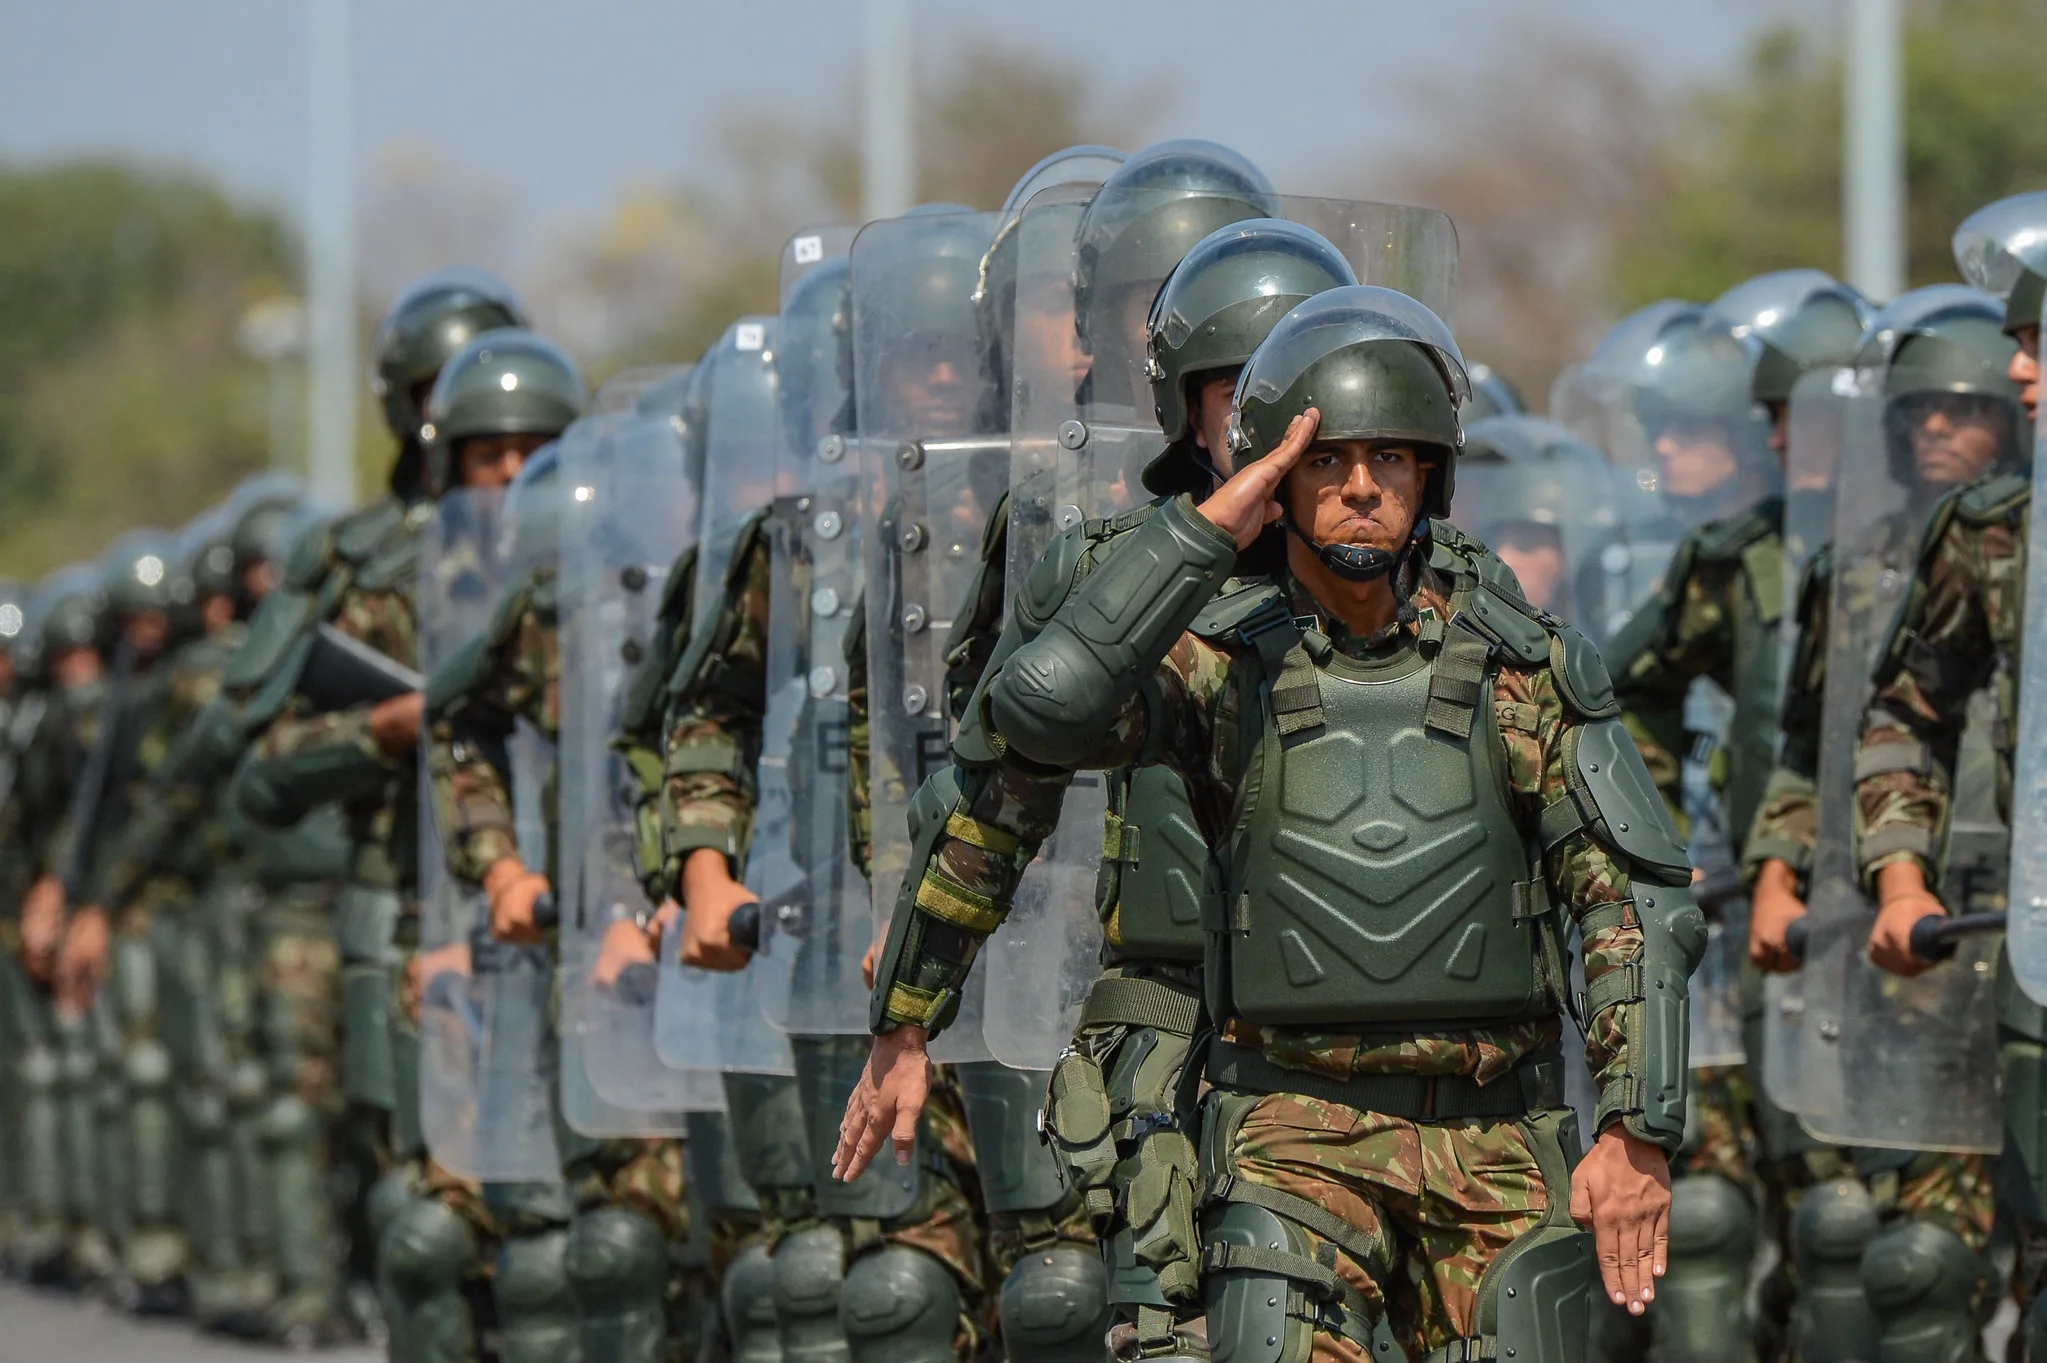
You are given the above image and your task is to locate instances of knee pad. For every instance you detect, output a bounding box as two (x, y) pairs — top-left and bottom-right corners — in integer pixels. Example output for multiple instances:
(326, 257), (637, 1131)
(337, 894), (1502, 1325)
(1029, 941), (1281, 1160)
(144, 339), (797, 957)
(495, 1227), (578, 1363)
(565, 1206), (671, 1363)
(1789, 1178), (1880, 1363)
(770, 1222), (848, 1363)
(1000, 1243), (1111, 1363)
(378, 1196), (474, 1301)
(364, 1167), (416, 1249)
(121, 1036), (173, 1092)
(1203, 1191), (1380, 1363)
(1649, 1173), (1756, 1363)
(1860, 1219), (1986, 1363)
(839, 1244), (961, 1363)
(721, 1241), (784, 1363)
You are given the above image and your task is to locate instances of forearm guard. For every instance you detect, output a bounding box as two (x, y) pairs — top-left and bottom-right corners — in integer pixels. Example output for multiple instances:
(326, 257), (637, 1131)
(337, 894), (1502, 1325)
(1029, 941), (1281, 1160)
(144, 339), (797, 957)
(868, 764), (997, 1036)
(230, 710), (396, 828)
(985, 495), (1235, 769)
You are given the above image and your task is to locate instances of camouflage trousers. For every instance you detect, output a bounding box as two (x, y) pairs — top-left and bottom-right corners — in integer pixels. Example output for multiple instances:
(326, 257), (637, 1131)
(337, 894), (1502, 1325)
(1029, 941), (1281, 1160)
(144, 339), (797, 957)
(1220, 1092), (1562, 1361)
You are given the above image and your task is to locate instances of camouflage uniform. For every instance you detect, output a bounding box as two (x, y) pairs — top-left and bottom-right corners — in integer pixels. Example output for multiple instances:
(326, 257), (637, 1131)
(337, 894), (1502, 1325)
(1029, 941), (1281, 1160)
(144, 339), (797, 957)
(424, 562), (712, 1357)
(659, 524), (998, 1354)
(878, 524), (1666, 1359)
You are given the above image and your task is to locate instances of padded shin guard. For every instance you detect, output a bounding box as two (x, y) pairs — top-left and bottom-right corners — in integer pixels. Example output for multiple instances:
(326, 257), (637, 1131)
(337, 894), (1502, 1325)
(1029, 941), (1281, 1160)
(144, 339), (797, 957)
(259, 1093), (337, 1300)
(121, 1035), (186, 1293)
(495, 1227), (580, 1363)
(771, 1222), (850, 1363)
(378, 1197), (478, 1363)
(1649, 1174), (1755, 1363)
(722, 1241), (785, 1363)
(999, 1243), (1113, 1363)
(1860, 1220), (1986, 1363)
(1789, 1178), (1880, 1363)
(840, 1244), (962, 1363)
(564, 1207), (671, 1363)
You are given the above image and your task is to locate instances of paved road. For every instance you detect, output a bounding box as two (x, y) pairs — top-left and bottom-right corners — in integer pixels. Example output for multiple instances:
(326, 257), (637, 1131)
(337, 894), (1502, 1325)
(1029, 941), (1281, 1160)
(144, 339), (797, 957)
(0, 1282), (380, 1363)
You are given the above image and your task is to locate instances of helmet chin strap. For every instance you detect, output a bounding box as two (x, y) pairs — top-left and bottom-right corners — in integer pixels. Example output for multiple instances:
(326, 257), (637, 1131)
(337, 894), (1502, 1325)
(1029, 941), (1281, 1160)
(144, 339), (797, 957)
(1281, 511), (1408, 583)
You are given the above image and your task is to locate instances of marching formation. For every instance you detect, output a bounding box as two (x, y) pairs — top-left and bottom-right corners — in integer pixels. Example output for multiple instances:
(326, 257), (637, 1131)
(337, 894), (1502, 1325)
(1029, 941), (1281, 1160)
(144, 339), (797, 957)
(4, 138), (2047, 1363)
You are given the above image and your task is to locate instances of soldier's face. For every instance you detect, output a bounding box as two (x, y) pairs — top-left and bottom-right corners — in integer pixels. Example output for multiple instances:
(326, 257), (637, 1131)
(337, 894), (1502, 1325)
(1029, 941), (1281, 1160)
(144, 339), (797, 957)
(52, 644), (101, 690)
(1191, 374), (1239, 479)
(884, 352), (978, 432)
(1909, 397), (2006, 487)
(1652, 420), (1739, 497)
(242, 559), (279, 603)
(0, 650), (15, 693)
(2011, 325), (2040, 422)
(125, 609), (169, 661)
(1017, 310), (1089, 396)
(454, 433), (550, 490)
(1765, 400), (1790, 457)
(1286, 440), (1427, 553)
(1495, 530), (1567, 611)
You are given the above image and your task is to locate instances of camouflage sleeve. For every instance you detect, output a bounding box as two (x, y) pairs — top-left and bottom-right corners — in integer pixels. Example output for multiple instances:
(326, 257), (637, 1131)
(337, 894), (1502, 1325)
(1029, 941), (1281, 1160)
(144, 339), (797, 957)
(1854, 513), (2002, 889)
(844, 594), (870, 878)
(1741, 552), (1830, 886)
(237, 580), (417, 828)
(1497, 663), (1646, 1129)
(1609, 535), (1738, 838)
(426, 592), (559, 886)
(659, 532), (771, 890)
(94, 654), (228, 908)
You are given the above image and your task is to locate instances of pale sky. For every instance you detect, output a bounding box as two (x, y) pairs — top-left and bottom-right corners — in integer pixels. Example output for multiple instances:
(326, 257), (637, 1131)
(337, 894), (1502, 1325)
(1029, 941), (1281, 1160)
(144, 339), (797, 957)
(0, 0), (1817, 245)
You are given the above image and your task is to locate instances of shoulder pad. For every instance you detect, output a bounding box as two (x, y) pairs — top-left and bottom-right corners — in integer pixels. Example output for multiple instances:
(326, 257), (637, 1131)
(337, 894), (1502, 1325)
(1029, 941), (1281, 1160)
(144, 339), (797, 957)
(1953, 470), (2030, 526)
(331, 498), (408, 567)
(1461, 583), (1550, 666)
(1691, 505), (1774, 561)
(483, 573), (542, 650)
(1570, 717), (1693, 883)
(352, 533), (421, 595)
(220, 589), (316, 694)
(283, 519), (339, 593)
(978, 490), (1010, 564)
(1191, 579), (1286, 640)
(1548, 623), (1618, 719)
(657, 544), (697, 623)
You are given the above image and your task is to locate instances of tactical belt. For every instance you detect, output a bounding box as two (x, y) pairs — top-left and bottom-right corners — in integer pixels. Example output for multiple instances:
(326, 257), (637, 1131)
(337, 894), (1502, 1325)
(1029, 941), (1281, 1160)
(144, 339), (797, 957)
(1078, 974), (1202, 1038)
(1205, 1040), (1561, 1122)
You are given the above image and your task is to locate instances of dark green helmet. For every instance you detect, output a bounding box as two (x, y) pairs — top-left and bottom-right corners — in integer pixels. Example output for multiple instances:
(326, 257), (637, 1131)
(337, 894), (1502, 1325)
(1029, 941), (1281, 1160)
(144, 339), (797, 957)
(1230, 286), (1469, 578)
(371, 268), (528, 442)
(1140, 218), (1358, 496)
(778, 255), (855, 453)
(852, 208), (989, 432)
(174, 505), (236, 624)
(1953, 191), (2047, 337)
(1860, 286), (2023, 485)
(31, 563), (107, 662)
(1073, 141), (1279, 383)
(0, 579), (27, 660)
(1628, 316), (1755, 430)
(422, 328), (587, 494)
(1705, 269), (1872, 404)
(101, 528), (179, 619)
(502, 439), (562, 571)
(1463, 364), (1527, 421)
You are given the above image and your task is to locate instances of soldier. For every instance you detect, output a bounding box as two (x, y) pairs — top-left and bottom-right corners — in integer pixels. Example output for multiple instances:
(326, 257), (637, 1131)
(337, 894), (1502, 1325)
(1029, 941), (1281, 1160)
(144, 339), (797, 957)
(845, 285), (1702, 1359)
(1850, 191), (2047, 1358)
(0, 575), (51, 1275)
(233, 324), (582, 1363)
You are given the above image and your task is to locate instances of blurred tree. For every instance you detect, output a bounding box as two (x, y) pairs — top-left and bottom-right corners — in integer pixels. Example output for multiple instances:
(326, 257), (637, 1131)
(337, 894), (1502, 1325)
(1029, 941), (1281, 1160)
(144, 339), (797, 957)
(0, 159), (295, 576)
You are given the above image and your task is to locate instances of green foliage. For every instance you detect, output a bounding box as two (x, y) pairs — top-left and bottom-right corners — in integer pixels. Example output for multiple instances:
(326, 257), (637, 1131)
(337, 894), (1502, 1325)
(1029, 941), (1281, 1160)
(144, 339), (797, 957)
(0, 159), (296, 577)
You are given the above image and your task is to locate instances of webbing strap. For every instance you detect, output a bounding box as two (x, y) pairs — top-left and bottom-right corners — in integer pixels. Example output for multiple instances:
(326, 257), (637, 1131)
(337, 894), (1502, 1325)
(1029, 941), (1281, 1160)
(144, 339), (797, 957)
(1853, 739), (1931, 783)
(884, 983), (944, 1027)
(1100, 810), (1139, 865)
(1425, 623), (1493, 740)
(1583, 960), (1645, 1019)
(1420, 1336), (1501, 1363)
(943, 809), (1021, 857)
(1206, 1041), (1542, 1121)
(1078, 974), (1202, 1036)
(1858, 825), (1938, 865)
(1539, 785), (1597, 851)
(1208, 1172), (1378, 1267)
(1577, 898), (1635, 937)
(1270, 643), (1326, 737)
(664, 733), (743, 777)
(914, 874), (1004, 935)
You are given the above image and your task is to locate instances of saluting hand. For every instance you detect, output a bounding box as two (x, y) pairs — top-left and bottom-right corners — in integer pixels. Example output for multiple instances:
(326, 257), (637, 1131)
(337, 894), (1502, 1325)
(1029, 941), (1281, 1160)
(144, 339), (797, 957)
(1193, 408), (1320, 549)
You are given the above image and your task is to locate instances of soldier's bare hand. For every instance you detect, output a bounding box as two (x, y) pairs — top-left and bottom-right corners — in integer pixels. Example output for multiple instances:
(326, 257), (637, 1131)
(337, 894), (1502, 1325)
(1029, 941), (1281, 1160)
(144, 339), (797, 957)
(369, 691), (425, 758)
(405, 942), (471, 1023)
(18, 875), (65, 983)
(1868, 893), (1947, 977)
(592, 917), (656, 988)
(833, 1026), (929, 1183)
(1194, 407), (1319, 549)
(861, 941), (878, 991)
(1748, 858), (1808, 973)
(679, 848), (757, 971)
(1569, 1126), (1671, 1314)
(483, 856), (549, 943)
(54, 905), (112, 1017)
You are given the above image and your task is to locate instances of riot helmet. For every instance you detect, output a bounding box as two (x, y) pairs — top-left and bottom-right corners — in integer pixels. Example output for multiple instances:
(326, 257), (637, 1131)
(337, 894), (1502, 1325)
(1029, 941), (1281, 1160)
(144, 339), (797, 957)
(1140, 218), (1359, 495)
(1859, 286), (2023, 490)
(0, 579), (26, 688)
(30, 563), (108, 678)
(1229, 285), (1469, 582)
(101, 528), (179, 622)
(371, 268), (529, 443)
(778, 255), (856, 454)
(852, 209), (990, 434)
(1463, 364), (1527, 421)
(422, 328), (587, 496)
(1953, 191), (2047, 338)
(168, 506), (235, 639)
(1705, 269), (1872, 406)
(1073, 140), (1280, 408)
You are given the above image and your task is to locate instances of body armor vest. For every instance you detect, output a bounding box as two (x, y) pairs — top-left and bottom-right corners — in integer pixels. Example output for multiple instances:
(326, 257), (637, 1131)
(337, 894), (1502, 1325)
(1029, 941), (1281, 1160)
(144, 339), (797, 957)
(1226, 639), (1547, 1027)
(1103, 765), (1209, 961)
(1721, 525), (1784, 852)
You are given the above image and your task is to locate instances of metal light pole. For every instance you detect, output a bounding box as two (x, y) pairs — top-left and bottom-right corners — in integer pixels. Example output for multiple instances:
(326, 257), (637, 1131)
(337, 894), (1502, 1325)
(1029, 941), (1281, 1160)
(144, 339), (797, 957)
(1843, 0), (1906, 302)
(862, 0), (915, 222)
(306, 0), (358, 506)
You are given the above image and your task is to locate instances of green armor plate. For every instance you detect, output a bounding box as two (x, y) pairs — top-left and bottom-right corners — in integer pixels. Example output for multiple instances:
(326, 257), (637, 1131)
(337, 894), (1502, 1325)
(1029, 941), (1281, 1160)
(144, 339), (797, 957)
(1104, 765), (1208, 962)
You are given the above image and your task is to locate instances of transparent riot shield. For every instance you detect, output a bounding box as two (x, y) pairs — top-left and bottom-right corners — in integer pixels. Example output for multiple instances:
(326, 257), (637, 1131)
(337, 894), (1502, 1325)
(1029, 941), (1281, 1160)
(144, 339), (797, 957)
(983, 186), (1459, 1068)
(653, 316), (797, 1079)
(747, 227), (876, 1040)
(1796, 304), (2013, 1149)
(2006, 378), (2047, 1002)
(417, 486), (562, 1181)
(559, 375), (722, 1134)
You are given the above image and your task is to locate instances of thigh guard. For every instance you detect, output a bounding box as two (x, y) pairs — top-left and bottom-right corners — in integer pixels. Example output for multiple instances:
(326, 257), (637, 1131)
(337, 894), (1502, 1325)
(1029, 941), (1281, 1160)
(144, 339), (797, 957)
(565, 1207), (672, 1363)
(1859, 1219), (1988, 1363)
(336, 887), (400, 1111)
(1789, 1178), (1880, 1363)
(840, 1244), (962, 1363)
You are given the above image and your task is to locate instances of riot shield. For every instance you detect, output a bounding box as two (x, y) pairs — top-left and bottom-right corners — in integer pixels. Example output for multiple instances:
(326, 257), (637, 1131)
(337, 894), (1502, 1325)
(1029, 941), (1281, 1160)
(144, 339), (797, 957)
(2013, 415), (2047, 1005)
(653, 316), (797, 1079)
(558, 374), (723, 1134)
(1795, 291), (2015, 1150)
(417, 486), (563, 1181)
(981, 186), (1460, 1069)
(851, 207), (1009, 1066)
(748, 227), (877, 1040)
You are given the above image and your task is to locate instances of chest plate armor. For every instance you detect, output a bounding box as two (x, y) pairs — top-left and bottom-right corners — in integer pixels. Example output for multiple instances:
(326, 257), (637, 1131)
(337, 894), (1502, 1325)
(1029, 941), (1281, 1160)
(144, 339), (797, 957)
(1227, 643), (1544, 1027)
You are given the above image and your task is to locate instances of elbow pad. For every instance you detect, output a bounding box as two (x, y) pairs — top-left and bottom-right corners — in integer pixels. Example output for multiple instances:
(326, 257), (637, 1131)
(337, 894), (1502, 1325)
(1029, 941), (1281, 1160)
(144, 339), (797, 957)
(986, 495), (1234, 769)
